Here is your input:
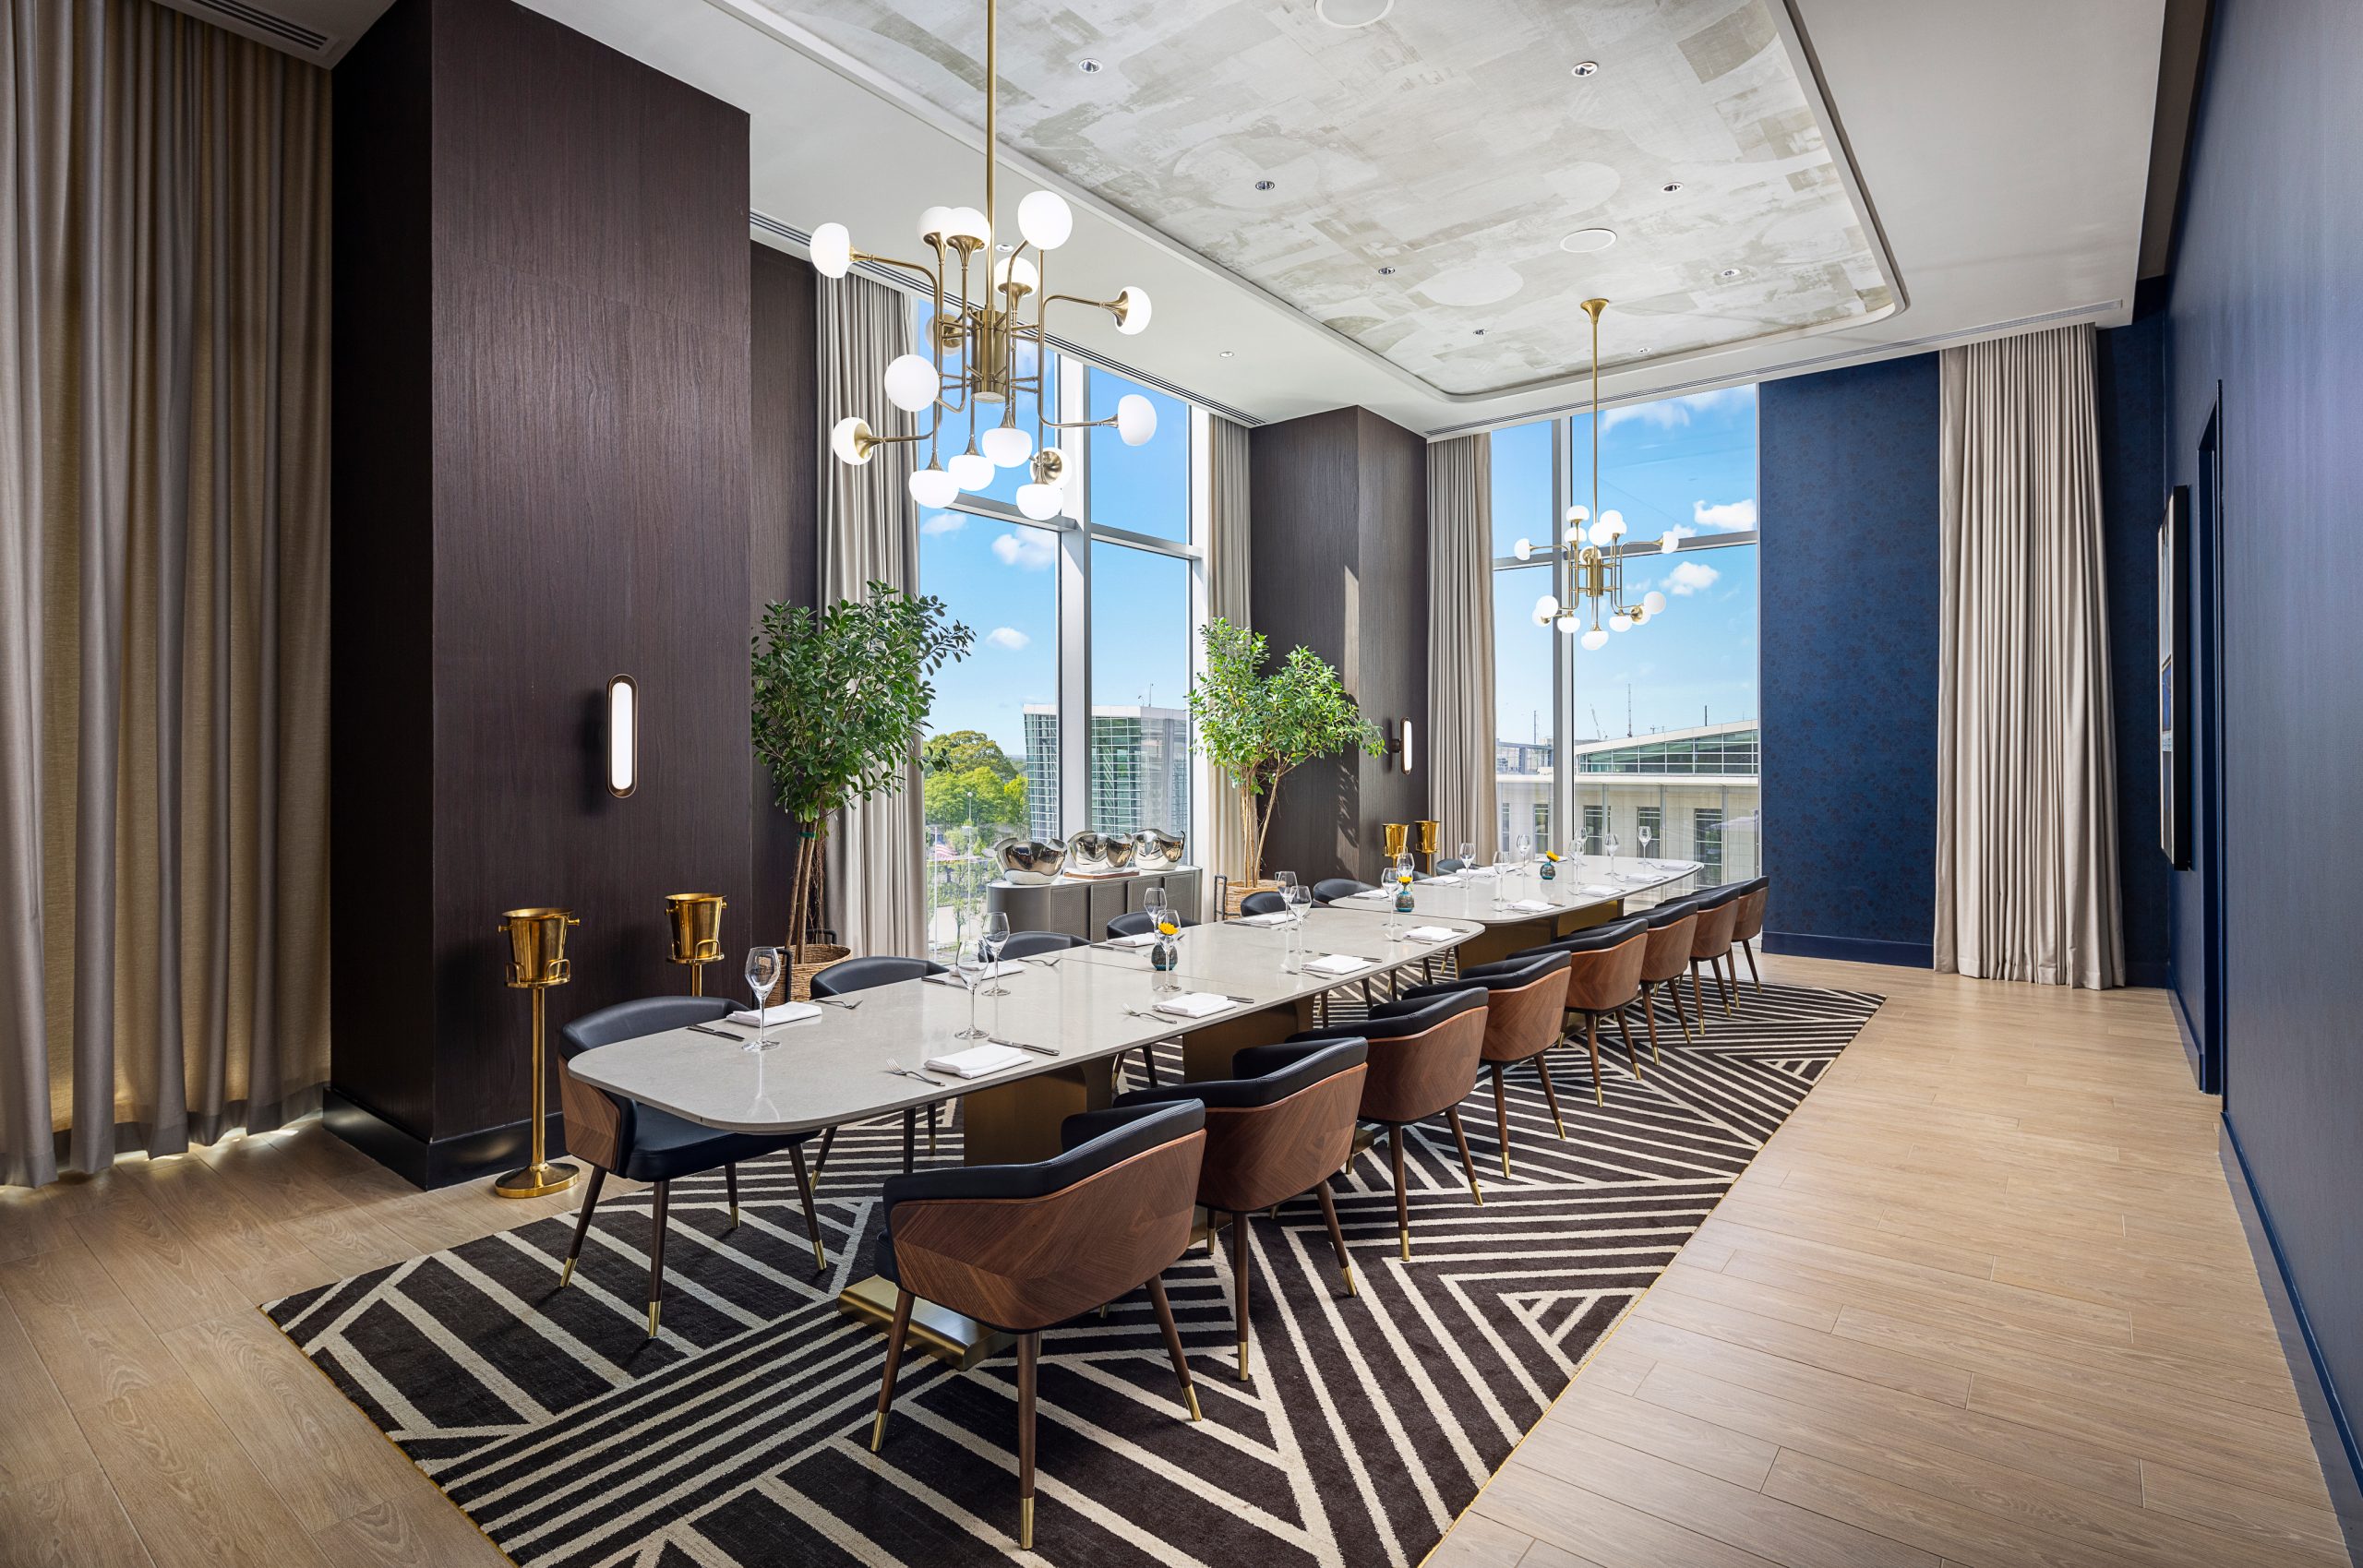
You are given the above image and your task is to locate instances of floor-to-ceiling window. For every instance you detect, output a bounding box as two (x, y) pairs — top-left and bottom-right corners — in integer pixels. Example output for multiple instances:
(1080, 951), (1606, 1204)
(912, 320), (1203, 953)
(1487, 386), (1761, 887)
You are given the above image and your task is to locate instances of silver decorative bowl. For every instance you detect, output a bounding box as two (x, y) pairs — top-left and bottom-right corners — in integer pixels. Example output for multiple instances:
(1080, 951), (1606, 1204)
(1063, 832), (1136, 876)
(1133, 829), (1184, 870)
(992, 837), (1067, 884)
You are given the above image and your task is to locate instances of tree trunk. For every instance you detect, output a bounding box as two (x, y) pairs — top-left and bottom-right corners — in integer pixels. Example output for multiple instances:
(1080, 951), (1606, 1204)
(788, 822), (825, 953)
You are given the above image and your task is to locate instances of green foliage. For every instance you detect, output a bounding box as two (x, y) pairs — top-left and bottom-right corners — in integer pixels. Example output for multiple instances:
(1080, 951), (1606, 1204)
(1186, 616), (1380, 880)
(922, 764), (1027, 833)
(921, 728), (1018, 783)
(751, 582), (974, 948)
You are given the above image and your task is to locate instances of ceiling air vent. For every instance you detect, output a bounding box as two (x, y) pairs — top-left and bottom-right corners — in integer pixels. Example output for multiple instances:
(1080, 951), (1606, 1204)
(162, 0), (337, 60)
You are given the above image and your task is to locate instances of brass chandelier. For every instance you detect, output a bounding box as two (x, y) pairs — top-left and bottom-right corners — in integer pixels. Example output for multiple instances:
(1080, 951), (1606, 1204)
(813, 0), (1156, 522)
(1519, 299), (1669, 649)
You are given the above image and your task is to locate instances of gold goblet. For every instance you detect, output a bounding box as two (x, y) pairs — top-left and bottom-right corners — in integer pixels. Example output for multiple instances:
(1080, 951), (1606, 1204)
(1418, 819), (1442, 874)
(664, 893), (726, 996)
(494, 907), (581, 1199)
(1383, 821), (1410, 864)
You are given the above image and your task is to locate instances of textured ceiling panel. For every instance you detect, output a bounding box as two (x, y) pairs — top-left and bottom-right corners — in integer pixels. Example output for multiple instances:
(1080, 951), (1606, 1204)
(755, 0), (1895, 396)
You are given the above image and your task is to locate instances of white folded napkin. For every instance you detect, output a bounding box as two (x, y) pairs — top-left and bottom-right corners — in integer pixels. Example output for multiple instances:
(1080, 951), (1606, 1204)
(1106, 931), (1160, 948)
(1153, 991), (1235, 1019)
(1403, 925), (1460, 943)
(924, 961), (1026, 984)
(1346, 888), (1391, 901)
(1234, 911), (1291, 927)
(1425, 874), (1466, 885)
(726, 1001), (821, 1027)
(1580, 883), (1621, 896)
(1303, 952), (1373, 976)
(1611, 871), (1660, 884)
(1462, 867), (1498, 879)
(1506, 898), (1555, 913)
(922, 1043), (1032, 1079)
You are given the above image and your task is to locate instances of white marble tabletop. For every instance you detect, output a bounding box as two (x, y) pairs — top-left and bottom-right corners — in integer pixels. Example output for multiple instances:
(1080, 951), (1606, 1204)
(565, 915), (1484, 1134)
(1324, 855), (1705, 926)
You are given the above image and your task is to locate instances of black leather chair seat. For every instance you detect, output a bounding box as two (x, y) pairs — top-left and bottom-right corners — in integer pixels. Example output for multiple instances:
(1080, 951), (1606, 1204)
(1312, 878), (1376, 904)
(1116, 1039), (1367, 1112)
(621, 1104), (801, 1184)
(1236, 890), (1289, 916)
(1002, 930), (1086, 959)
(1506, 913), (1649, 964)
(1106, 908), (1200, 938)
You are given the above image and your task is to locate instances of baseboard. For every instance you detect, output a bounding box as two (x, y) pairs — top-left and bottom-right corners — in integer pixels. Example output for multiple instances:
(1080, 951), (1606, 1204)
(2124, 959), (2169, 989)
(2168, 983), (2212, 1093)
(2220, 1119), (2363, 1564)
(1760, 929), (1934, 968)
(324, 1088), (569, 1191)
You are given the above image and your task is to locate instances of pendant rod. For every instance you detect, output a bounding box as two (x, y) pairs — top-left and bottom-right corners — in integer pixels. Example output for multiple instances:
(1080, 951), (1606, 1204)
(985, 0), (997, 248)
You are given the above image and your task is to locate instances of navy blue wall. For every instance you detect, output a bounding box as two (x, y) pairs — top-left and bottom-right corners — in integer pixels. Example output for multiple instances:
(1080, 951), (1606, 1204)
(2096, 316), (2170, 988)
(1758, 353), (1942, 967)
(2167, 0), (2363, 1525)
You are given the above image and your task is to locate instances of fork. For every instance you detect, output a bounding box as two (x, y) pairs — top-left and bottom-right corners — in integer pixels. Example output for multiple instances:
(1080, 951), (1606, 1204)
(883, 1058), (946, 1087)
(815, 995), (862, 1010)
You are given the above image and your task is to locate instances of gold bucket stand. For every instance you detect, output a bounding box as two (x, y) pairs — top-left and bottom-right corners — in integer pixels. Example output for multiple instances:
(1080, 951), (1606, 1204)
(494, 907), (582, 1199)
(664, 893), (726, 997)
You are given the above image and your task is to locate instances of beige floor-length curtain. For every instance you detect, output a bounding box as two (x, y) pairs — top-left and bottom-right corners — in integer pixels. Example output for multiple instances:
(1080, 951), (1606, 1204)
(1427, 433), (1496, 856)
(1, 0), (331, 1189)
(1936, 324), (2124, 988)
(818, 270), (926, 957)
(1201, 413), (1253, 900)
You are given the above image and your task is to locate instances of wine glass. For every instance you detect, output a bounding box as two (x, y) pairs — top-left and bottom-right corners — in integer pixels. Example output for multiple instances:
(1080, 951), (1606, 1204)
(1492, 848), (1517, 908)
(1143, 885), (1167, 935)
(954, 931), (990, 1039)
(1457, 840), (1475, 873)
(982, 910), (1011, 999)
(1637, 822), (1655, 866)
(1282, 874), (1312, 972)
(742, 946), (784, 1053)
(1604, 832), (1622, 872)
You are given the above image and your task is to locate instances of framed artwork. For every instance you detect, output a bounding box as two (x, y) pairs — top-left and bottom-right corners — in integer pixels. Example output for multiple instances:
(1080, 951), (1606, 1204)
(2158, 485), (2190, 867)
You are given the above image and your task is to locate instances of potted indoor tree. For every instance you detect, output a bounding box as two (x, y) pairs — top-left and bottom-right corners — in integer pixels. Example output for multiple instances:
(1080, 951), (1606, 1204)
(752, 581), (974, 990)
(1187, 616), (1382, 897)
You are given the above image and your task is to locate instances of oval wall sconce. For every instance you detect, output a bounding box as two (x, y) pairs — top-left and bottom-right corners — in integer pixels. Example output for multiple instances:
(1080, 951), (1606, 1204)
(1403, 718), (1416, 775)
(606, 675), (638, 797)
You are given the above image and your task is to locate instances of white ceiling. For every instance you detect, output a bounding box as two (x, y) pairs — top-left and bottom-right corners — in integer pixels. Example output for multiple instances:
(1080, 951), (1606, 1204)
(251, 0), (2169, 436)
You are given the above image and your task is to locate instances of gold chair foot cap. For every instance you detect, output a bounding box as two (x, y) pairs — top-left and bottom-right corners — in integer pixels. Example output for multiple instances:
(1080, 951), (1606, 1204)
(1019, 1497), (1034, 1550)
(1552, 1119), (1567, 1140)
(1470, 1182), (1483, 1206)
(1237, 1338), (1251, 1381)
(1342, 1267), (1358, 1298)
(646, 1303), (662, 1337)
(1185, 1386), (1203, 1422)
(811, 1243), (828, 1272)
(730, 1204), (740, 1227)
(558, 1258), (576, 1288)
(870, 1412), (887, 1453)
(1398, 1232), (1411, 1263)
(1499, 1154), (1512, 1179)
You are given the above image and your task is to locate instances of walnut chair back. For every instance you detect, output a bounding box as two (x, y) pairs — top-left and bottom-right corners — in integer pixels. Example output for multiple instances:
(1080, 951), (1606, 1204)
(1638, 898), (1702, 986)
(879, 1100), (1206, 1335)
(1559, 916), (1649, 1012)
(557, 995), (734, 1172)
(811, 955), (947, 997)
(1294, 987), (1489, 1127)
(1118, 1039), (1369, 1215)
(1687, 885), (1744, 961)
(1001, 930), (1086, 960)
(1732, 878), (1769, 943)
(1400, 951), (1572, 1066)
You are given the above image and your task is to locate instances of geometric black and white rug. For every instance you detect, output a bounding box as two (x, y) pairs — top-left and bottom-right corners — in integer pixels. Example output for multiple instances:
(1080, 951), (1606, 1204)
(265, 982), (1881, 1567)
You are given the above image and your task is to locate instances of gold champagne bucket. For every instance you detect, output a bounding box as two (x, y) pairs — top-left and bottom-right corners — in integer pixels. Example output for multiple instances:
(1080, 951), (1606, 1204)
(1417, 819), (1441, 873)
(1382, 822), (1410, 864)
(664, 893), (726, 996)
(495, 907), (581, 1199)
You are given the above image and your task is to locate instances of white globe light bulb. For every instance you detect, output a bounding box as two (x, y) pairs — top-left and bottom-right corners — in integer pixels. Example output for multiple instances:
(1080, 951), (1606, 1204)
(917, 206), (953, 245)
(980, 424), (1033, 467)
(992, 254), (1039, 295)
(1565, 521), (1588, 546)
(1661, 535), (1680, 555)
(1643, 590), (1667, 615)
(882, 353), (942, 413)
(1532, 605), (1553, 628)
(1565, 505), (1589, 525)
(809, 222), (853, 280)
(1115, 285), (1153, 335)
(1536, 593), (1560, 618)
(1610, 611), (1633, 633)
(1016, 482), (1063, 521)
(1018, 189), (1074, 250)
(1589, 520), (1616, 545)
(1600, 509), (1626, 539)
(1580, 628), (1609, 651)
(1115, 392), (1158, 446)
(943, 207), (990, 246)
(830, 416), (873, 466)
(947, 449), (994, 490)
(1513, 538), (1533, 561)
(1555, 613), (1578, 635)
(909, 466), (958, 509)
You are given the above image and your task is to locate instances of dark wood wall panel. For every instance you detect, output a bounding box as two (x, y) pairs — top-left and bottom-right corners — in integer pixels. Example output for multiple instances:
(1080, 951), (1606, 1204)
(330, 0), (755, 1184)
(750, 243), (819, 944)
(1248, 406), (1429, 883)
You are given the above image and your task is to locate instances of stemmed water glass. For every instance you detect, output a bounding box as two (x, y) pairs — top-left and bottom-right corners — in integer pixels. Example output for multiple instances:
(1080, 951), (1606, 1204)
(1637, 823), (1654, 867)
(1457, 840), (1476, 873)
(1492, 848), (1517, 908)
(954, 928), (990, 1040)
(1279, 870), (1311, 972)
(982, 912), (1011, 1012)
(1604, 832), (1622, 872)
(741, 946), (785, 1053)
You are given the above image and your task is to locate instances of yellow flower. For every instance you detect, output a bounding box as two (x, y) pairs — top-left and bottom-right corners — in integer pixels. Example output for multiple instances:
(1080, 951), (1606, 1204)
(1544, 851), (1562, 863)
(1157, 920), (1179, 936)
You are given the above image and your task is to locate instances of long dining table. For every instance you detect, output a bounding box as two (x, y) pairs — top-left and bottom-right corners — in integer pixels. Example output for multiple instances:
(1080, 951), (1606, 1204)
(564, 855), (1701, 1362)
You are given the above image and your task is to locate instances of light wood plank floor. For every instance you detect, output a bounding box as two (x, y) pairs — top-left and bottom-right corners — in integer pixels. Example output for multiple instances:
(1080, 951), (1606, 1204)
(0, 954), (2345, 1568)
(1433, 953), (2352, 1568)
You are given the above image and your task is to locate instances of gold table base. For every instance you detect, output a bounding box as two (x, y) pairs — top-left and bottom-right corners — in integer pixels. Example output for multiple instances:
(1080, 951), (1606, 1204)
(493, 1158), (580, 1199)
(837, 1275), (1012, 1371)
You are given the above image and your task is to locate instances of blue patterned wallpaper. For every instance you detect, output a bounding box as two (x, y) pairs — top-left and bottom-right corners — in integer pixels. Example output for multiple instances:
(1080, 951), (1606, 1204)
(1758, 353), (1942, 964)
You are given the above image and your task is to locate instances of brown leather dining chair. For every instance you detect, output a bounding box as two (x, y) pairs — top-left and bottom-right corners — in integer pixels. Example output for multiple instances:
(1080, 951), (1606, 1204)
(1508, 916), (1649, 1105)
(1633, 895), (1703, 1055)
(869, 1099), (1206, 1550)
(1730, 876), (1770, 987)
(1289, 988), (1490, 1260)
(556, 997), (827, 1336)
(1396, 951), (1573, 1178)
(1113, 1038), (1368, 1380)
(1686, 883), (1746, 1019)
(810, 955), (948, 1173)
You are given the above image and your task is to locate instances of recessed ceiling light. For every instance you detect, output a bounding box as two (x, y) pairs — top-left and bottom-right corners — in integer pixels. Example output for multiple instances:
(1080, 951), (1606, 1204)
(1661, 181), (1685, 194)
(1077, 57), (1102, 73)
(1219, 350), (1236, 358)
(996, 242), (1014, 253)
(1570, 60), (1600, 77)
(1315, 0), (1395, 28)
(1718, 268), (1740, 279)
(1377, 265), (1397, 275)
(1473, 328), (1487, 336)
(1253, 179), (1276, 192)
(1559, 228), (1616, 254)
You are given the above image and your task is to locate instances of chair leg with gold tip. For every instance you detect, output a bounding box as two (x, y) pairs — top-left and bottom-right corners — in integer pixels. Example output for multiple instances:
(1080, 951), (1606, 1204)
(870, 1288), (914, 1452)
(1719, 953), (1739, 1014)
(1669, 976), (1697, 1042)
(645, 1180), (671, 1337)
(1444, 1107), (1482, 1205)
(1582, 1014), (1606, 1106)
(1741, 937), (1762, 988)
(1533, 1055), (1567, 1138)
(1314, 1181), (1356, 1297)
(1016, 1332), (1040, 1550)
(558, 1167), (606, 1287)
(791, 1143), (826, 1271)
(1491, 1064), (1514, 1179)
(1231, 1211), (1253, 1381)
(1690, 964), (1709, 1031)
(810, 1124), (836, 1187)
(1613, 1012), (1644, 1079)
(1390, 1131), (1412, 1261)
(1636, 988), (1664, 1063)
(724, 1162), (740, 1227)
(1146, 1275), (1202, 1419)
